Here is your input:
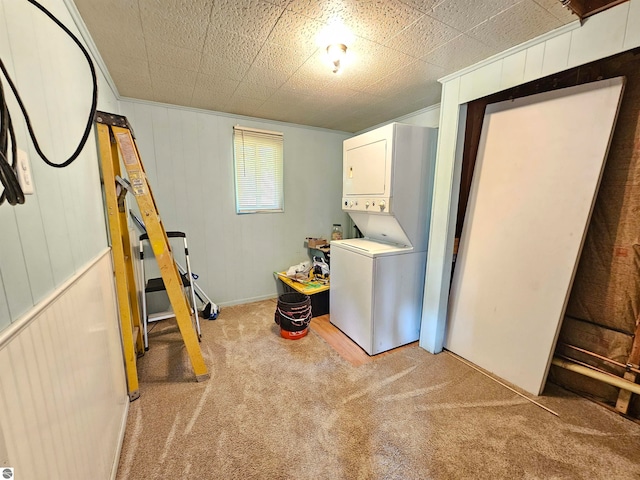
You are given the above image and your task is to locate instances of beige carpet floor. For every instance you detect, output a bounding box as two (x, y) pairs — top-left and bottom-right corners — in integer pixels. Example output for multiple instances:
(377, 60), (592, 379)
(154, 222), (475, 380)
(116, 299), (640, 479)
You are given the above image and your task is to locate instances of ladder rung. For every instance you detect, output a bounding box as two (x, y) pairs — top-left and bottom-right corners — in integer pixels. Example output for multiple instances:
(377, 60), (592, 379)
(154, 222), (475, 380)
(145, 274), (191, 292)
(147, 311), (176, 322)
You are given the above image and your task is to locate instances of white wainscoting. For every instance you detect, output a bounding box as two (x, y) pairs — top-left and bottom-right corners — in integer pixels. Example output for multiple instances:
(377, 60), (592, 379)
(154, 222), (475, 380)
(0, 249), (127, 480)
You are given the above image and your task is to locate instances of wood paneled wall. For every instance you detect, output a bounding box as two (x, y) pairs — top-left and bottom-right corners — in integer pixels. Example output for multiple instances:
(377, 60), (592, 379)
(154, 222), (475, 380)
(0, 0), (117, 327)
(119, 100), (351, 307)
(0, 1), (127, 478)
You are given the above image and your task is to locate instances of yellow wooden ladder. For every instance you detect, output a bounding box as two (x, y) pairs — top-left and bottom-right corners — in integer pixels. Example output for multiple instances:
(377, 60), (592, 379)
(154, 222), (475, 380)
(96, 111), (210, 398)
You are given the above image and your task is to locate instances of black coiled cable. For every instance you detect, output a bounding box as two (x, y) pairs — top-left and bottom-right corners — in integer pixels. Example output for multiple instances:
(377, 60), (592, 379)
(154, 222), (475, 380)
(0, 0), (98, 206)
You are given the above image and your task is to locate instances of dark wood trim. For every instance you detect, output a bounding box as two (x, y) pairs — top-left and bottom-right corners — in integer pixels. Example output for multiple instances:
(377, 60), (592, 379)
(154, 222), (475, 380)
(563, 0), (629, 20)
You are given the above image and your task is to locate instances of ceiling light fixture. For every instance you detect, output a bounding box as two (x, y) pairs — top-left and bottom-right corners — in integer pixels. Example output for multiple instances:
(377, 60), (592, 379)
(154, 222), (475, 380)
(327, 43), (347, 74)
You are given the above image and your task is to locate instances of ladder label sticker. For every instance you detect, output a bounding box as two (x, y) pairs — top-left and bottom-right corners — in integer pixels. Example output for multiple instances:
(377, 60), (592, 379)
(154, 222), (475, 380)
(151, 239), (166, 256)
(128, 171), (147, 196)
(116, 132), (138, 165)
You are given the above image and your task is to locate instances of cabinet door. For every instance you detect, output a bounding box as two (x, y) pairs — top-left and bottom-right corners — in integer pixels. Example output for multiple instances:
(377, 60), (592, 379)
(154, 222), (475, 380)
(330, 246), (374, 353)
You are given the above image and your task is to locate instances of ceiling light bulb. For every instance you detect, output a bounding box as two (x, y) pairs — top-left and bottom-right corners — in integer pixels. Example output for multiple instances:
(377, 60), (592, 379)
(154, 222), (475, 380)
(327, 43), (347, 74)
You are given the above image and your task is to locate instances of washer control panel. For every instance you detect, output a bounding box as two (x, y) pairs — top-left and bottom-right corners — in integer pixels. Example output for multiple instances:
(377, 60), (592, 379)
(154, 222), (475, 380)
(342, 197), (391, 213)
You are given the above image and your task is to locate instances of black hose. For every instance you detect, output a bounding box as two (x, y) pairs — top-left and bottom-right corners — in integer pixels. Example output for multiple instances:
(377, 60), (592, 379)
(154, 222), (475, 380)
(0, 0), (98, 206)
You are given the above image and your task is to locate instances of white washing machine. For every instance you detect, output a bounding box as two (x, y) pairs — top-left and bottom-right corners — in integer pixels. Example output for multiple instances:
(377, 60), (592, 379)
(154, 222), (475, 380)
(330, 238), (426, 355)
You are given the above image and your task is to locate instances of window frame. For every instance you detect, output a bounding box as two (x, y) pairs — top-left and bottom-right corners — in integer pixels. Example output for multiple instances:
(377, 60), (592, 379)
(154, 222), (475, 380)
(233, 125), (284, 214)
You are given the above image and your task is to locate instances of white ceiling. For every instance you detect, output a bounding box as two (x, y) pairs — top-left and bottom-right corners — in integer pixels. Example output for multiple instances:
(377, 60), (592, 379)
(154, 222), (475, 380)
(73, 0), (576, 132)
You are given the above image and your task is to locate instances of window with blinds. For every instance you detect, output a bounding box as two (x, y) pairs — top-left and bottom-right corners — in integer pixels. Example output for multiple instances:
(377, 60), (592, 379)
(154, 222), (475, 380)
(233, 125), (284, 214)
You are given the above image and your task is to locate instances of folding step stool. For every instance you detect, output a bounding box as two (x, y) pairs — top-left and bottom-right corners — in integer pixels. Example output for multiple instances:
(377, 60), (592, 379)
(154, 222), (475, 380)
(139, 231), (202, 350)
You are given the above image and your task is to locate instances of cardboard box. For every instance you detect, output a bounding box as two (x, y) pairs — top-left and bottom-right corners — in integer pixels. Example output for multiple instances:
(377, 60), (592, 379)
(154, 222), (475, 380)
(306, 237), (328, 248)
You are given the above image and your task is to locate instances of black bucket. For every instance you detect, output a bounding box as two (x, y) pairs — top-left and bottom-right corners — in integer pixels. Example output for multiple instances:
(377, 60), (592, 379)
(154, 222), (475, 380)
(275, 292), (312, 334)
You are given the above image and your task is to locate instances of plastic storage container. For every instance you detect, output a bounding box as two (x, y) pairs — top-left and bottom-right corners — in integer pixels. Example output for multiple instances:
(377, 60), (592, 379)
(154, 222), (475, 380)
(331, 224), (343, 241)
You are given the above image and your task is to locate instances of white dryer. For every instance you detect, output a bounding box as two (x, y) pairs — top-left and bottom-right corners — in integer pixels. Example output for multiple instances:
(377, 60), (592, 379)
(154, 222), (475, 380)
(330, 123), (437, 354)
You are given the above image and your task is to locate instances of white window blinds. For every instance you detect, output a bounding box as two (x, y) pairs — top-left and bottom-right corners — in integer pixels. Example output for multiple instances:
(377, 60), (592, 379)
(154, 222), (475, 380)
(233, 126), (284, 214)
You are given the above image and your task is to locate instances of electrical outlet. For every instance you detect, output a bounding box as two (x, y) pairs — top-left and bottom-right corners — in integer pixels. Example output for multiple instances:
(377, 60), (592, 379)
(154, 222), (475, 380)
(16, 149), (34, 195)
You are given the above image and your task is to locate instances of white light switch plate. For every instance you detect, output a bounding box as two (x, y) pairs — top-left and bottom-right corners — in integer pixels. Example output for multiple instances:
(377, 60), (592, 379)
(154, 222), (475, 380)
(16, 149), (34, 195)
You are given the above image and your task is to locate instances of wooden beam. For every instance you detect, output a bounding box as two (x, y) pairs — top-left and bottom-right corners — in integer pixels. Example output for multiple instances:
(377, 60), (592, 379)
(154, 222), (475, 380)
(562, 0), (629, 20)
(616, 303), (640, 413)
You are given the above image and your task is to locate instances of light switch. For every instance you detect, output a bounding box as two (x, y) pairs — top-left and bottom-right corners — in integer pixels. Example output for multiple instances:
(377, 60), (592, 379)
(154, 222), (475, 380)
(16, 149), (34, 195)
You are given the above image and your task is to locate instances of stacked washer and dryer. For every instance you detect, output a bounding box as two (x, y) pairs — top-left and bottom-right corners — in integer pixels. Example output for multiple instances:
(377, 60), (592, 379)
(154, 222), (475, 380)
(330, 123), (437, 355)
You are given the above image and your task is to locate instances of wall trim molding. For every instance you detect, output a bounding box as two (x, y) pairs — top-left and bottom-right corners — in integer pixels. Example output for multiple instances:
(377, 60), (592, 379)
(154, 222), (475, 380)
(110, 400), (130, 480)
(217, 293), (278, 308)
(0, 248), (112, 350)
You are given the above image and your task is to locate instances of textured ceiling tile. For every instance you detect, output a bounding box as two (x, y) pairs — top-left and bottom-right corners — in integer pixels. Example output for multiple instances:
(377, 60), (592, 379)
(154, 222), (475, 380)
(384, 13), (461, 58)
(320, 112), (374, 133)
(243, 65), (291, 90)
(113, 75), (153, 99)
(466, 1), (562, 50)
(146, 41), (201, 72)
(119, 83), (156, 102)
(285, 0), (350, 23)
(88, 28), (147, 61)
(336, 92), (386, 112)
(346, 0), (425, 42)
(73, 0), (147, 60)
(138, 0), (213, 17)
(267, 10), (325, 55)
(193, 73), (239, 95)
(234, 82), (278, 101)
(394, 0), (444, 14)
(339, 39), (420, 87)
(81, 0), (577, 132)
(211, 0), (287, 43)
(287, 0), (424, 42)
(532, 0), (577, 23)
(281, 41), (420, 99)
(199, 55), (252, 82)
(200, 28), (263, 80)
(74, 0), (144, 53)
(148, 62), (198, 91)
(191, 76), (239, 112)
(252, 42), (316, 77)
(305, 91), (360, 111)
(101, 53), (151, 84)
(364, 59), (445, 98)
(255, 101), (290, 122)
(254, 100), (314, 124)
(260, 91), (320, 114)
(152, 88), (195, 107)
(280, 49), (339, 91)
(189, 95), (230, 112)
(226, 95), (267, 117)
(227, 95), (267, 110)
(422, 34), (500, 73)
(430, 0), (521, 32)
(74, 0), (142, 24)
(203, 27), (263, 58)
(288, 37), (390, 84)
(392, 82), (443, 111)
(141, 9), (210, 51)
